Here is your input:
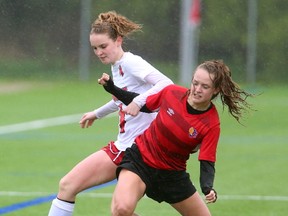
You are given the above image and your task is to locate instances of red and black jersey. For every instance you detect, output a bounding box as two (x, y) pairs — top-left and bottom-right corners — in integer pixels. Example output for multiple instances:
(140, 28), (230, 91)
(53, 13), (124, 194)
(135, 84), (220, 170)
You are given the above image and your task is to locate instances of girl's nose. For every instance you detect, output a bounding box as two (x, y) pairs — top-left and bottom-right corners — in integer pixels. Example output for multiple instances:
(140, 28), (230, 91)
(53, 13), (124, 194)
(95, 49), (102, 56)
(195, 85), (202, 92)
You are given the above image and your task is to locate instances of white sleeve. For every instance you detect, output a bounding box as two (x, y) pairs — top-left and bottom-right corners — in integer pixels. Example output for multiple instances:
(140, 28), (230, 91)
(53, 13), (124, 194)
(94, 100), (118, 119)
(132, 72), (173, 107)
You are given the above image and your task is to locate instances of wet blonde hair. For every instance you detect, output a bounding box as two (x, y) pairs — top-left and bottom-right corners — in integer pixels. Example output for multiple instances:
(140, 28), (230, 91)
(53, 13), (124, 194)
(90, 11), (142, 41)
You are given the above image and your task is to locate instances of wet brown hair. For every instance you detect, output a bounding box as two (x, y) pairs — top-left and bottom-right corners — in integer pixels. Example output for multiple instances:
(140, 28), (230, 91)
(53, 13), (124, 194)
(90, 11), (142, 41)
(198, 59), (254, 122)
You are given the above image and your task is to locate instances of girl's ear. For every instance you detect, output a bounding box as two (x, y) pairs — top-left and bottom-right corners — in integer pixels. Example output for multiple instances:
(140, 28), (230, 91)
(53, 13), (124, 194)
(116, 36), (123, 46)
(211, 89), (220, 100)
(213, 87), (220, 96)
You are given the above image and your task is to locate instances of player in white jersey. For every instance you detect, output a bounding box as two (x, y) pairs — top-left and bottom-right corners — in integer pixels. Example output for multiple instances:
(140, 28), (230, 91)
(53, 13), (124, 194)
(48, 11), (173, 216)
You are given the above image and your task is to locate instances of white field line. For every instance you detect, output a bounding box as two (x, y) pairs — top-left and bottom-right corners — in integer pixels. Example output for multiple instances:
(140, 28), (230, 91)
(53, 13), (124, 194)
(0, 113), (117, 135)
(0, 191), (288, 201)
(1, 115), (288, 203)
(219, 195), (288, 201)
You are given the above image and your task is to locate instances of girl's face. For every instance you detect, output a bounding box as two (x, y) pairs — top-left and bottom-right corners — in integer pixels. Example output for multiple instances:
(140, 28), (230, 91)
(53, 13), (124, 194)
(90, 33), (123, 65)
(189, 68), (219, 109)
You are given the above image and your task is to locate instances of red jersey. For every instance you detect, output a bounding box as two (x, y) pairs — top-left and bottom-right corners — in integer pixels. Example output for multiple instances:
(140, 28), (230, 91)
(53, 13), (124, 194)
(135, 85), (220, 170)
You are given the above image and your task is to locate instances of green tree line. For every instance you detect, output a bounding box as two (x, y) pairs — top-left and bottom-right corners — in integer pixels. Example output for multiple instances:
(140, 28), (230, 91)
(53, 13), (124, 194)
(0, 0), (287, 83)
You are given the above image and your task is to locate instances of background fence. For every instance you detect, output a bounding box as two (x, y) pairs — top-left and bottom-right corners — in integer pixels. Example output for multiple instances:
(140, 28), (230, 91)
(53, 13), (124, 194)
(0, 0), (287, 84)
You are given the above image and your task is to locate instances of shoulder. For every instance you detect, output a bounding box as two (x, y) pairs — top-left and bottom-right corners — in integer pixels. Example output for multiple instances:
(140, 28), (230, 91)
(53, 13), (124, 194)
(163, 84), (188, 94)
(122, 52), (146, 64)
(207, 103), (220, 126)
(169, 84), (188, 91)
(153, 85), (188, 102)
(121, 52), (159, 79)
(210, 103), (219, 115)
(120, 52), (147, 72)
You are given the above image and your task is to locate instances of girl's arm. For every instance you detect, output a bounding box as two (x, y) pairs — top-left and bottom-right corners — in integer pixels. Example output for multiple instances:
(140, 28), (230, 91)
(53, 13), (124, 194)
(200, 160), (215, 195)
(200, 160), (217, 203)
(132, 72), (173, 108)
(102, 78), (152, 113)
(94, 100), (118, 119)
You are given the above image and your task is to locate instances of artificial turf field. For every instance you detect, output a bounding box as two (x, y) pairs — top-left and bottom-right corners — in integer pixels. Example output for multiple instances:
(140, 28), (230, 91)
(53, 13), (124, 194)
(0, 80), (287, 215)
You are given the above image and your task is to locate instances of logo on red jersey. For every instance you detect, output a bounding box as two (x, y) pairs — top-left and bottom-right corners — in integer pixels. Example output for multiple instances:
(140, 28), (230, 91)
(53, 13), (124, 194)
(189, 127), (198, 138)
(119, 65), (124, 76)
(167, 108), (175, 116)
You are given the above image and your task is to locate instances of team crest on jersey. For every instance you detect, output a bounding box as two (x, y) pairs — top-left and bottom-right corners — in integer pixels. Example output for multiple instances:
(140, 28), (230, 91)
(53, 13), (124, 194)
(119, 65), (124, 76)
(189, 127), (198, 138)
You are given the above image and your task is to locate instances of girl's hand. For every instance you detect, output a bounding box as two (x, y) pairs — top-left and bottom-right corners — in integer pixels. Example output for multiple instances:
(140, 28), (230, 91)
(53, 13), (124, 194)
(123, 101), (141, 116)
(205, 189), (217, 204)
(98, 73), (110, 85)
(79, 112), (97, 128)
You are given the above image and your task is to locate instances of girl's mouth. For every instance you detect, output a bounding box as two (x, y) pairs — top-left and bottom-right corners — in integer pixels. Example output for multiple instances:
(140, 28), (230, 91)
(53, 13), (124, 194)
(99, 56), (107, 61)
(193, 94), (201, 99)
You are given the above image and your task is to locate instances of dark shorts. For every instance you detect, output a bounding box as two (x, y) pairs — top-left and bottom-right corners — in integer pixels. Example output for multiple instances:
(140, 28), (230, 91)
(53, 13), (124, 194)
(102, 141), (125, 165)
(116, 144), (196, 204)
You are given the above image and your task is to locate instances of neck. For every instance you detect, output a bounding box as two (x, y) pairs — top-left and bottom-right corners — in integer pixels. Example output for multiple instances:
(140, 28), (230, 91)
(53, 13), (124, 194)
(112, 50), (124, 65)
(117, 49), (124, 61)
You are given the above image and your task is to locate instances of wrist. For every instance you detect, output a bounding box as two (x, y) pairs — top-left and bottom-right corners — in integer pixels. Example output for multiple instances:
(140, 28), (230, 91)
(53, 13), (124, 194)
(132, 98), (143, 108)
(93, 110), (99, 119)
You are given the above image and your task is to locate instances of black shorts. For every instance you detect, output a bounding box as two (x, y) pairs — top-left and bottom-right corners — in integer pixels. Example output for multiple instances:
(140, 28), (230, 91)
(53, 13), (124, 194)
(116, 144), (196, 204)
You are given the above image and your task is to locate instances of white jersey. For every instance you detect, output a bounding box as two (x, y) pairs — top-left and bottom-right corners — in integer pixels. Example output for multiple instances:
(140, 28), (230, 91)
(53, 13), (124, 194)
(95, 52), (173, 151)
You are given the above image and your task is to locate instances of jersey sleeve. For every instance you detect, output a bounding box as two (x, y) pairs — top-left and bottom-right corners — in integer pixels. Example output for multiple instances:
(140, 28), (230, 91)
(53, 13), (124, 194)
(200, 160), (215, 195)
(124, 55), (173, 108)
(198, 125), (220, 162)
(102, 78), (153, 113)
(94, 100), (118, 119)
(145, 85), (172, 111)
(132, 71), (173, 107)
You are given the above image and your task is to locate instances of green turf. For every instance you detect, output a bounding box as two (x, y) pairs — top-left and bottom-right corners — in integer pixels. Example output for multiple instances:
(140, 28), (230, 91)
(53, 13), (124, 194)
(0, 81), (287, 215)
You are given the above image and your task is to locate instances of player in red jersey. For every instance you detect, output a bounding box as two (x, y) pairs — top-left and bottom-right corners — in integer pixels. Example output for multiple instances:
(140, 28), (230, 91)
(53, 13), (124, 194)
(99, 59), (254, 216)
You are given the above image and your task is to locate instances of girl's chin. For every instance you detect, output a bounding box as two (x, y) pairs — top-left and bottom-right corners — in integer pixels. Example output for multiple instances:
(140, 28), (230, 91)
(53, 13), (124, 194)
(100, 59), (110, 64)
(191, 98), (205, 106)
(192, 96), (202, 101)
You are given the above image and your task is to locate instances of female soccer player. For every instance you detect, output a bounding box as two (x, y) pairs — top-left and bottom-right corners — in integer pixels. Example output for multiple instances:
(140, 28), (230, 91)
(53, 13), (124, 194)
(99, 59), (253, 216)
(48, 11), (173, 216)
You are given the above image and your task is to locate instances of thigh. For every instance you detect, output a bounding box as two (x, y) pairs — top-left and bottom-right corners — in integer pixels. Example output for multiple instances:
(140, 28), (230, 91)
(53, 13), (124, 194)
(60, 150), (117, 193)
(170, 192), (211, 216)
(112, 169), (146, 213)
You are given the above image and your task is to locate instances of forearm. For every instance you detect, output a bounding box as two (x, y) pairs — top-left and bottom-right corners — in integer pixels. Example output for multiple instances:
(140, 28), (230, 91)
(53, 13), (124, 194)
(103, 79), (151, 113)
(94, 100), (118, 119)
(133, 73), (173, 107)
(200, 160), (215, 195)
(103, 79), (138, 105)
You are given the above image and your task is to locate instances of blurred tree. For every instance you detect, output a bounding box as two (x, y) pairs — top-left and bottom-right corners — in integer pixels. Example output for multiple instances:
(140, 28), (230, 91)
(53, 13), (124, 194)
(199, 0), (248, 81)
(199, 0), (287, 83)
(0, 0), (79, 57)
(257, 0), (288, 82)
(90, 0), (180, 62)
(0, 0), (287, 83)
